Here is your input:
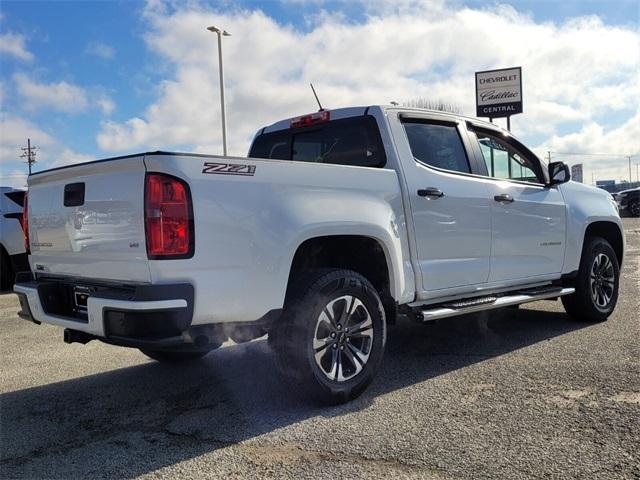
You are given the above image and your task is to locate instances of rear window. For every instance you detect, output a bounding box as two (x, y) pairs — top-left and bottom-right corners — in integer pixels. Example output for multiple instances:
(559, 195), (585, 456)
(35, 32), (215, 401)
(249, 116), (386, 168)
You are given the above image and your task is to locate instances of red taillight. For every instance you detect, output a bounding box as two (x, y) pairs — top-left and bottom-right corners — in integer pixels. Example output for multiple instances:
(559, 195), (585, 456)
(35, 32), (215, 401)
(290, 110), (330, 128)
(23, 192), (29, 252)
(144, 173), (193, 258)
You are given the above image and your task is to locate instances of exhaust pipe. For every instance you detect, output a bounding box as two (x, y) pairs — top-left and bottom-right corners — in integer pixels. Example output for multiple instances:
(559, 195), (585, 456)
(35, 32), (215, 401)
(63, 329), (94, 345)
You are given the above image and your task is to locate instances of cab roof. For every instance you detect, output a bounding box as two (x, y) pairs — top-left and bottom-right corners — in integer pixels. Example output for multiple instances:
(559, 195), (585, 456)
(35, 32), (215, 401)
(259, 104), (508, 136)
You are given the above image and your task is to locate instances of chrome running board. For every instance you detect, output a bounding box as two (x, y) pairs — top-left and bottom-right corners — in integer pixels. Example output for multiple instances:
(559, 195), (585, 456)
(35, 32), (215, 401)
(416, 287), (575, 322)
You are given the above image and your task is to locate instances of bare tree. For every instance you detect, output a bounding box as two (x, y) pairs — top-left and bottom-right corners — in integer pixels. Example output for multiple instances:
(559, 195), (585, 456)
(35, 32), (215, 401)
(402, 98), (462, 114)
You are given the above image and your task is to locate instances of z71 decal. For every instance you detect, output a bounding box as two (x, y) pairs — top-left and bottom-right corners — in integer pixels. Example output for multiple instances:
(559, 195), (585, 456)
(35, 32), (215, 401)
(202, 162), (256, 176)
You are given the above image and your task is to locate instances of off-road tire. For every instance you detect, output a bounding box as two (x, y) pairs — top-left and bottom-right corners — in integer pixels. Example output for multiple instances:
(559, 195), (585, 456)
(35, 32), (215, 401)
(269, 268), (386, 405)
(562, 237), (619, 322)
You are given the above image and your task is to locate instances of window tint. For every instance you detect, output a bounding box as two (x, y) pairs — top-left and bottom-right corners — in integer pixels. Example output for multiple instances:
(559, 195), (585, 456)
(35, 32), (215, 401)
(248, 117), (386, 168)
(475, 133), (541, 183)
(403, 122), (470, 173)
(249, 131), (290, 160)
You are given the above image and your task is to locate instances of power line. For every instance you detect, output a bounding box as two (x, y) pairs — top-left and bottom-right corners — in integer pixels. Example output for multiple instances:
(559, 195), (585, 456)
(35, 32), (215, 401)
(551, 151), (637, 158)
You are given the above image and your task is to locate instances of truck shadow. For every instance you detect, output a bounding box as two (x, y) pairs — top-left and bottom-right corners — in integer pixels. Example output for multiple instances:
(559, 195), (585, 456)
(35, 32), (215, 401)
(1, 306), (587, 478)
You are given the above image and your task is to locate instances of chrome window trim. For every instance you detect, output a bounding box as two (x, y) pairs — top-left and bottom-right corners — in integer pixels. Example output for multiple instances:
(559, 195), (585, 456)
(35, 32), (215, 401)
(412, 157), (549, 188)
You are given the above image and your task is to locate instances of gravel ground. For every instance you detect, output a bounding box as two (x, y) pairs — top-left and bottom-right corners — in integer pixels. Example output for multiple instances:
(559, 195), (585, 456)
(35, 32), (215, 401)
(1, 217), (638, 479)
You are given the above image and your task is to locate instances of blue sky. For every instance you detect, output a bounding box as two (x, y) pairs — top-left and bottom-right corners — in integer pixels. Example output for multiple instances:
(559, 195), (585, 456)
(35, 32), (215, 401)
(1, 0), (639, 187)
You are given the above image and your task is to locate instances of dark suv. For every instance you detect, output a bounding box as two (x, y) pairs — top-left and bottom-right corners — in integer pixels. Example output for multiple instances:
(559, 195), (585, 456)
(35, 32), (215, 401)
(617, 187), (640, 217)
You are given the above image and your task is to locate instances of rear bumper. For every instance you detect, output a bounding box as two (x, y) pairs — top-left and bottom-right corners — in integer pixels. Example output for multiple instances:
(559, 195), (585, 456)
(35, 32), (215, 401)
(14, 274), (196, 348)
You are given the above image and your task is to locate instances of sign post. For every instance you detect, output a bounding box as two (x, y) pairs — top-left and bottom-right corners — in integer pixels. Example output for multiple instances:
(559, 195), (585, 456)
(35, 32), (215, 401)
(570, 164), (583, 183)
(475, 67), (523, 131)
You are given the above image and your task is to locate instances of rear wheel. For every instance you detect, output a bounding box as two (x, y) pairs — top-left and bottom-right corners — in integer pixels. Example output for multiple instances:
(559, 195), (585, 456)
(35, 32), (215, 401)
(141, 348), (214, 363)
(270, 269), (386, 405)
(562, 237), (619, 322)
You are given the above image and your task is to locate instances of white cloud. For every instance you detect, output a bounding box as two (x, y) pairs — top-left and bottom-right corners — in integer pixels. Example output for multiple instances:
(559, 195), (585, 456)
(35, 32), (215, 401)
(85, 41), (115, 60)
(544, 113), (640, 156)
(0, 33), (33, 61)
(14, 73), (89, 113)
(0, 114), (56, 164)
(52, 149), (95, 168)
(96, 95), (115, 115)
(0, 113), (93, 183)
(13, 73), (116, 116)
(537, 112), (640, 184)
(90, 2), (639, 182)
(2, 169), (28, 189)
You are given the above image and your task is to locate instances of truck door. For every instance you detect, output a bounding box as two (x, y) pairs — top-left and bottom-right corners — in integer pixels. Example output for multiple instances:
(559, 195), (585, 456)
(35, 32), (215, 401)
(468, 127), (566, 282)
(393, 116), (492, 294)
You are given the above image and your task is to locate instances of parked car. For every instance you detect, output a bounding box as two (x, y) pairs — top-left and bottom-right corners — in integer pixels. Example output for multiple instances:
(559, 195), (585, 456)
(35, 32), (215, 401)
(616, 187), (640, 216)
(14, 106), (624, 404)
(1, 187), (28, 291)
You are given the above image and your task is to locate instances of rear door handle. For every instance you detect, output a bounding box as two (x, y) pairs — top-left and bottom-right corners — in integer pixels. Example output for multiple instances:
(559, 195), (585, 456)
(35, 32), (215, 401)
(494, 193), (514, 203)
(418, 187), (444, 198)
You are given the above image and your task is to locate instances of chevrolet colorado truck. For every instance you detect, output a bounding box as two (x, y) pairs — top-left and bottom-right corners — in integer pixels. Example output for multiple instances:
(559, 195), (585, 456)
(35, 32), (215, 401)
(14, 106), (624, 404)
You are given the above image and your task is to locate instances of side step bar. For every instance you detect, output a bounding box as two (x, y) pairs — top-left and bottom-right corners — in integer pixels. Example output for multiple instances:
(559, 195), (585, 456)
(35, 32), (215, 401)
(417, 287), (575, 322)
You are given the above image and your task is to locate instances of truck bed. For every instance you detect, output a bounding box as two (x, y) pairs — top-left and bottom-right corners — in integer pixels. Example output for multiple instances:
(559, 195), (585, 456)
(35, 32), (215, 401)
(26, 151), (406, 326)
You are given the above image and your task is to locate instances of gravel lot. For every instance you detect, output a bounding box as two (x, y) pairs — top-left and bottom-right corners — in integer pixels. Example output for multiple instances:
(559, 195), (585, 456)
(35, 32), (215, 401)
(1, 217), (638, 479)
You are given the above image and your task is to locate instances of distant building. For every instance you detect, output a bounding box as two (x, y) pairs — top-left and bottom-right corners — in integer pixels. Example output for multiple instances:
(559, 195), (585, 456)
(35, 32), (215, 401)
(596, 180), (615, 188)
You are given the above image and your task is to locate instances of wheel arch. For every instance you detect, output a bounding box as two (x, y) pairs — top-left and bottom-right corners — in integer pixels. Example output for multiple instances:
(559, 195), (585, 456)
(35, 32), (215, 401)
(285, 234), (399, 321)
(584, 221), (624, 267)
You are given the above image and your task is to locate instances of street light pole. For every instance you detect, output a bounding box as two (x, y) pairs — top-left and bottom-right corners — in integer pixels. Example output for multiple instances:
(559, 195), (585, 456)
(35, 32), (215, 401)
(207, 26), (231, 156)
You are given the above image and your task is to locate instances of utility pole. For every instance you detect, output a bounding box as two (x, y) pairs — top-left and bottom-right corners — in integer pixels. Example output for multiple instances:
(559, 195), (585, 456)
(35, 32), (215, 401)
(628, 156), (632, 184)
(19, 138), (38, 175)
(547, 151), (551, 163)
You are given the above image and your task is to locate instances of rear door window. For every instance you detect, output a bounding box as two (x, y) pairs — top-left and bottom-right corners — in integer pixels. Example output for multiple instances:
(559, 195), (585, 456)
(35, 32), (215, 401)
(403, 121), (471, 174)
(249, 116), (386, 168)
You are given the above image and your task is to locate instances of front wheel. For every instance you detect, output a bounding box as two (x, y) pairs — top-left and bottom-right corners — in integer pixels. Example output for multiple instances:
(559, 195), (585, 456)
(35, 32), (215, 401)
(562, 237), (620, 322)
(270, 269), (387, 405)
(629, 199), (640, 217)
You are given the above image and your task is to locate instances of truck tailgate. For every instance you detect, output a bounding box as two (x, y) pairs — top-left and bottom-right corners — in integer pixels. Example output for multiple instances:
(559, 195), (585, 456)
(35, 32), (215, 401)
(27, 155), (151, 283)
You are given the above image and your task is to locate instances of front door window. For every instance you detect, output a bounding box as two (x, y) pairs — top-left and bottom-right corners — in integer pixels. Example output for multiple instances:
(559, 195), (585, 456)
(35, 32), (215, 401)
(475, 133), (542, 184)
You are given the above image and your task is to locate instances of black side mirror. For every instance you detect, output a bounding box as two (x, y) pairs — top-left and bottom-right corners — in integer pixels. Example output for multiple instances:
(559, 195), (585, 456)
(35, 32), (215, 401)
(548, 161), (571, 186)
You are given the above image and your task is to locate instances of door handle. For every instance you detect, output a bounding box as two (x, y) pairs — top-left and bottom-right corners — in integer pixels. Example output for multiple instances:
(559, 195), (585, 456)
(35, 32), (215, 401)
(494, 193), (514, 203)
(418, 187), (444, 198)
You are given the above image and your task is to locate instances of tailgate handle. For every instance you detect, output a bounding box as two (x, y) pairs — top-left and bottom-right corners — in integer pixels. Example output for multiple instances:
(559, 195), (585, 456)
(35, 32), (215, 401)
(64, 183), (85, 207)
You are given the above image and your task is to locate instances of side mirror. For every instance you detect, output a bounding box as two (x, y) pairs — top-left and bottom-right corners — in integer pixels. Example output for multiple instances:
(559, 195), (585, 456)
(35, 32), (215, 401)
(548, 161), (571, 186)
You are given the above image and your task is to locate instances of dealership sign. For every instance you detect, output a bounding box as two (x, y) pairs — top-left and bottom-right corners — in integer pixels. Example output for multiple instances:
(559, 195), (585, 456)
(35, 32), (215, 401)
(475, 67), (523, 118)
(571, 164), (583, 183)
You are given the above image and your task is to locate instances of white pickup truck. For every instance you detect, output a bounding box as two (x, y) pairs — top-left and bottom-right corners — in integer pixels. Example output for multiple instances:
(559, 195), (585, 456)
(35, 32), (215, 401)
(15, 106), (624, 404)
